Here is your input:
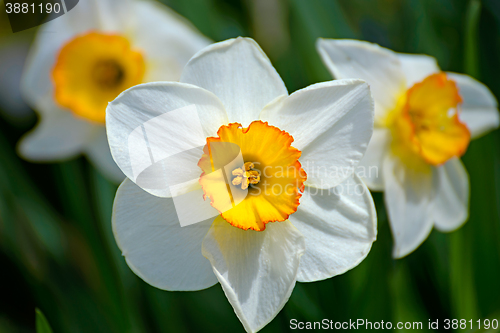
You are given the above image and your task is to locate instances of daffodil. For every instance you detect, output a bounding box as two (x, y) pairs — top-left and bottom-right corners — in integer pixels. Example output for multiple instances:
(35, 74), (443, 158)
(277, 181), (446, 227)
(19, 0), (210, 182)
(107, 37), (377, 332)
(317, 39), (500, 258)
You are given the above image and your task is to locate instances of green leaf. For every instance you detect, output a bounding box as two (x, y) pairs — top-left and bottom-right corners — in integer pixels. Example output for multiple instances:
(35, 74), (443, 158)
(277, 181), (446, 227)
(36, 308), (54, 333)
(0, 132), (65, 264)
(288, 0), (355, 84)
(464, 0), (482, 77)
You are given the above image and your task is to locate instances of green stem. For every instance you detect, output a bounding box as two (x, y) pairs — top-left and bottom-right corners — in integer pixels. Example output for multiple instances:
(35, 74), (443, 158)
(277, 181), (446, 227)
(464, 0), (481, 77)
(54, 161), (129, 332)
(448, 0), (482, 321)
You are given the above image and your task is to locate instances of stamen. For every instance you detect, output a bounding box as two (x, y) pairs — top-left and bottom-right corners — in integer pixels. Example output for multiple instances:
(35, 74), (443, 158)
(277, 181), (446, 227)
(232, 162), (260, 190)
(244, 162), (254, 171)
(246, 170), (260, 184)
(232, 176), (243, 186)
(232, 168), (243, 176)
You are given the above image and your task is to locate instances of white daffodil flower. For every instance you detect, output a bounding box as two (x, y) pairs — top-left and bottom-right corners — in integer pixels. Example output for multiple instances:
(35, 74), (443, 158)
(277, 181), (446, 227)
(107, 37), (377, 332)
(317, 39), (500, 258)
(19, 0), (210, 182)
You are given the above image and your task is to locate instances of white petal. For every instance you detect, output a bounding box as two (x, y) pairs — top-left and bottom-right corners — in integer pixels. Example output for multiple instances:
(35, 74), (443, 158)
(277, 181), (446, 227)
(202, 217), (305, 333)
(383, 155), (435, 258)
(397, 53), (440, 87)
(289, 175), (377, 282)
(106, 82), (228, 197)
(18, 96), (95, 161)
(180, 37), (288, 126)
(433, 158), (469, 232)
(91, 0), (133, 32)
(316, 38), (406, 120)
(131, 0), (211, 82)
(113, 179), (217, 291)
(356, 127), (390, 191)
(84, 128), (125, 183)
(447, 73), (500, 138)
(261, 80), (374, 189)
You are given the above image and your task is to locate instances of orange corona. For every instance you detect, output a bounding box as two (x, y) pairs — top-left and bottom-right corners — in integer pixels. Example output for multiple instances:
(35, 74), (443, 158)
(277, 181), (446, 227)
(198, 121), (307, 231)
(387, 73), (470, 170)
(52, 32), (145, 123)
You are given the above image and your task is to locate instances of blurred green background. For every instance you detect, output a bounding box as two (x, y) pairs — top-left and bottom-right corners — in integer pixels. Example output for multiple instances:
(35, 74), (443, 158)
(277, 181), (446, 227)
(0, 0), (499, 332)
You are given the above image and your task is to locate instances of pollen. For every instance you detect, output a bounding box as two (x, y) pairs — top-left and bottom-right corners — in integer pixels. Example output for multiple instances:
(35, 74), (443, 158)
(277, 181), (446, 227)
(232, 162), (261, 190)
(52, 32), (145, 124)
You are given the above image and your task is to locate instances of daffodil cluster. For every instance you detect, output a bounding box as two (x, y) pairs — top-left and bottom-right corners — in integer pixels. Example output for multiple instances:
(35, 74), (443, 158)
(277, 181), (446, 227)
(17, 1), (500, 332)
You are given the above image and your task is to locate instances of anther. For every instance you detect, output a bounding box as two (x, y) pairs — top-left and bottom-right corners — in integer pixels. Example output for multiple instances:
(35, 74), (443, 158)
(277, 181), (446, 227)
(231, 162), (260, 190)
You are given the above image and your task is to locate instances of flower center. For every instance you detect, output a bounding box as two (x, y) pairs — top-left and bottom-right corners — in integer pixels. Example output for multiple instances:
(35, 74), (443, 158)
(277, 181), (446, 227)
(198, 121), (307, 231)
(91, 60), (125, 88)
(386, 73), (470, 170)
(52, 32), (145, 124)
(231, 162), (261, 190)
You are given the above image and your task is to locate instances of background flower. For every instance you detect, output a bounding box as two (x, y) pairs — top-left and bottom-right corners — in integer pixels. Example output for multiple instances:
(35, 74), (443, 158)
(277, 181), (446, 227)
(316, 38), (499, 258)
(18, 0), (210, 182)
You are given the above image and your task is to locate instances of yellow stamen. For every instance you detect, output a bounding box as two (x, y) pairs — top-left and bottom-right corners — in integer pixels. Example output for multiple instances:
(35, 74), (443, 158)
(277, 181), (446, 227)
(231, 163), (261, 190)
(232, 176), (242, 186)
(244, 162), (254, 171)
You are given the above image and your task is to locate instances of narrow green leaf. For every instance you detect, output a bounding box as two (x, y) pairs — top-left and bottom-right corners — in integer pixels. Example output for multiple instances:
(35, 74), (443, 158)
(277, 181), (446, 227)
(88, 166), (145, 333)
(464, 0), (482, 77)
(53, 161), (131, 332)
(390, 262), (429, 330)
(36, 308), (54, 333)
(0, 132), (65, 263)
(449, 228), (479, 319)
(494, 130), (500, 265)
(448, 0), (483, 321)
(289, 0), (355, 83)
(288, 283), (325, 322)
